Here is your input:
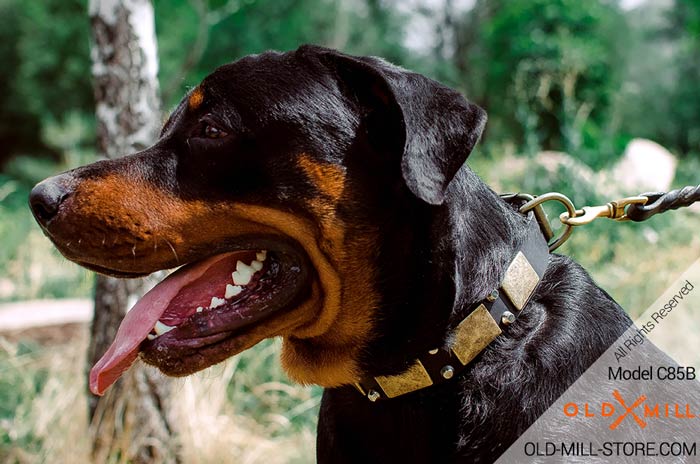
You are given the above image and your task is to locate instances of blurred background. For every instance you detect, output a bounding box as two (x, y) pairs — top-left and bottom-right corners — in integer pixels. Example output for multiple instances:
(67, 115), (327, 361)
(1, 0), (699, 462)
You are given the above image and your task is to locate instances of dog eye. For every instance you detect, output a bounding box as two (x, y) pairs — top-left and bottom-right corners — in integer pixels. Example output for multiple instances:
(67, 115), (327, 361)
(204, 124), (228, 139)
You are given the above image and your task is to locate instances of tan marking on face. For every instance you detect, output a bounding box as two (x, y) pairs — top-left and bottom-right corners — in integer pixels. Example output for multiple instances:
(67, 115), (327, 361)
(55, 174), (281, 272)
(54, 166), (378, 388)
(188, 202), (378, 387)
(297, 154), (346, 202)
(188, 87), (204, 110)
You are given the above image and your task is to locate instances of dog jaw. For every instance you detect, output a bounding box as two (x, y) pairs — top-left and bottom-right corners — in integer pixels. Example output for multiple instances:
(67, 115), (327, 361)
(40, 163), (380, 387)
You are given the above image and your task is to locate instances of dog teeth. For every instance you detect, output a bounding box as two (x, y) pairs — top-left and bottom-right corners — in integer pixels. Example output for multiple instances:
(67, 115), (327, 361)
(225, 284), (243, 299)
(210, 297), (226, 308)
(232, 260), (254, 285)
(231, 271), (250, 285)
(147, 334), (156, 340)
(192, 255), (267, 316)
(154, 321), (175, 336)
(237, 260), (255, 274)
(250, 260), (263, 271)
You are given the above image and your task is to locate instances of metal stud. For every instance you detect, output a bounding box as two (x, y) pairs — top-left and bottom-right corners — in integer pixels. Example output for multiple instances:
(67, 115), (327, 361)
(440, 365), (455, 379)
(367, 389), (381, 402)
(487, 289), (499, 302)
(501, 311), (516, 325)
(428, 348), (439, 355)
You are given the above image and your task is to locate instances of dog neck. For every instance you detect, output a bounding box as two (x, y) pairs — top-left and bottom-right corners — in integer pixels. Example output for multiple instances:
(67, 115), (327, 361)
(355, 167), (550, 401)
(443, 168), (531, 317)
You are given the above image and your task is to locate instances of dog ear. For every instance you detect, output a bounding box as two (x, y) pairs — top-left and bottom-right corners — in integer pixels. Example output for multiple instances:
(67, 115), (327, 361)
(317, 49), (487, 205)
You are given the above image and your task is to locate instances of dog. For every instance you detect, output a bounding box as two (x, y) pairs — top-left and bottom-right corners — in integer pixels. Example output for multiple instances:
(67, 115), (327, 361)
(29, 45), (634, 462)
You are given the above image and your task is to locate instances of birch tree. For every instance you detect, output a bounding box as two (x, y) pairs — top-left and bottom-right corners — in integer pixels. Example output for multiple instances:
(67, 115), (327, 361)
(88, 1), (177, 462)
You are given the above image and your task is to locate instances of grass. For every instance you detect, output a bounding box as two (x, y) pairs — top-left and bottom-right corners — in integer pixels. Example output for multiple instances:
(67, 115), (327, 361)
(0, 336), (91, 463)
(0, 332), (319, 464)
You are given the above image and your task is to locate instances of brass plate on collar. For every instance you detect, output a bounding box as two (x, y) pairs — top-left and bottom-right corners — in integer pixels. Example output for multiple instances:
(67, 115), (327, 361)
(500, 251), (539, 310)
(375, 359), (433, 399)
(451, 304), (502, 365)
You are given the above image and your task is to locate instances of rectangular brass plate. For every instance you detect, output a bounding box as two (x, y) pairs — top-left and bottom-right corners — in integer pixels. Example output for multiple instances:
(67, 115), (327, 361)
(375, 359), (433, 398)
(451, 304), (502, 365)
(500, 251), (539, 310)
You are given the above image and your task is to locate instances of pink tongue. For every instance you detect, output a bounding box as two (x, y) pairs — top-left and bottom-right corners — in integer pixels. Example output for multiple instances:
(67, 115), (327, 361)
(89, 253), (237, 396)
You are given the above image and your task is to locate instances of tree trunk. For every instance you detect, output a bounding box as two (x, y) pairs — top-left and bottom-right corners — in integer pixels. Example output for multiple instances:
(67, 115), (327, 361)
(87, 1), (178, 462)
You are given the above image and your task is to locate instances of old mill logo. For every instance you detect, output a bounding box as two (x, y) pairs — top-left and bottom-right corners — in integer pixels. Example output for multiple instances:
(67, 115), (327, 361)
(563, 390), (697, 430)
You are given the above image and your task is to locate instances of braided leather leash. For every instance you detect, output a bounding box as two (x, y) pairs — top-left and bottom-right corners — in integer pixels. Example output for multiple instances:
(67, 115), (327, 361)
(626, 185), (700, 222)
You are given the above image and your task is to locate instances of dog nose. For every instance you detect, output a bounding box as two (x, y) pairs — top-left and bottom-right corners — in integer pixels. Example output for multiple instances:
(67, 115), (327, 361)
(29, 177), (70, 224)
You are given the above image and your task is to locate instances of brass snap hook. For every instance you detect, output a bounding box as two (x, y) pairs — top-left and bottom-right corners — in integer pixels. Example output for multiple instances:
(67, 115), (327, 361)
(560, 196), (648, 226)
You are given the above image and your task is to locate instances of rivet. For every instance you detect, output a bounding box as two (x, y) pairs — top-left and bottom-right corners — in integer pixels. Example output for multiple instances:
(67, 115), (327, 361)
(501, 311), (516, 325)
(428, 348), (439, 355)
(440, 365), (455, 379)
(487, 289), (499, 302)
(367, 390), (381, 402)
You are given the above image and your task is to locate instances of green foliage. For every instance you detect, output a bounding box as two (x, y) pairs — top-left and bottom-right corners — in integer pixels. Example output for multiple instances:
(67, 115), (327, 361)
(0, 113), (95, 302)
(658, 0), (700, 154)
(155, 0), (409, 106)
(0, 0), (93, 163)
(0, 0), (40, 161)
(2, 0), (697, 166)
(13, 1), (93, 120)
(608, 0), (700, 158)
(460, 0), (628, 167)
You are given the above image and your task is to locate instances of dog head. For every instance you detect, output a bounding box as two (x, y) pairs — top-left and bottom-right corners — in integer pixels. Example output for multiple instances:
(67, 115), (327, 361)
(29, 45), (486, 394)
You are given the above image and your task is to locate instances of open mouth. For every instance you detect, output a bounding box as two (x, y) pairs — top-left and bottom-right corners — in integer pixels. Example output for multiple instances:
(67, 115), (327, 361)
(89, 244), (312, 396)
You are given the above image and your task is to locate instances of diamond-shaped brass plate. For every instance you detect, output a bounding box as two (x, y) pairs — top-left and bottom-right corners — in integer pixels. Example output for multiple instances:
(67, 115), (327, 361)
(451, 304), (502, 365)
(500, 251), (539, 310)
(375, 359), (433, 398)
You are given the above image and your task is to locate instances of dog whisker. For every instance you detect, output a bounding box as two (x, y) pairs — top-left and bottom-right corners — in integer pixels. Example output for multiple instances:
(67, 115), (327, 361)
(164, 239), (179, 263)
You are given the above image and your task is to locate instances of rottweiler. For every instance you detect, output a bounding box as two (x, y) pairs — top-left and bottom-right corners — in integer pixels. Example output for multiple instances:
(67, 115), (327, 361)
(29, 45), (631, 462)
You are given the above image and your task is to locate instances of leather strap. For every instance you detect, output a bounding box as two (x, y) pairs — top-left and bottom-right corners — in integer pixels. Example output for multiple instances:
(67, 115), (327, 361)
(354, 215), (550, 402)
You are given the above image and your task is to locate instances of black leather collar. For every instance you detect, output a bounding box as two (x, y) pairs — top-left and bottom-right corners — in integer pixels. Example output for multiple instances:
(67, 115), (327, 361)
(354, 215), (550, 402)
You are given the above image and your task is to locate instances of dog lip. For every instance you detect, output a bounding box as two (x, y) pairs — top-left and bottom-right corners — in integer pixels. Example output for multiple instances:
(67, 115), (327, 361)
(140, 327), (270, 377)
(76, 261), (152, 278)
(57, 234), (305, 278)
